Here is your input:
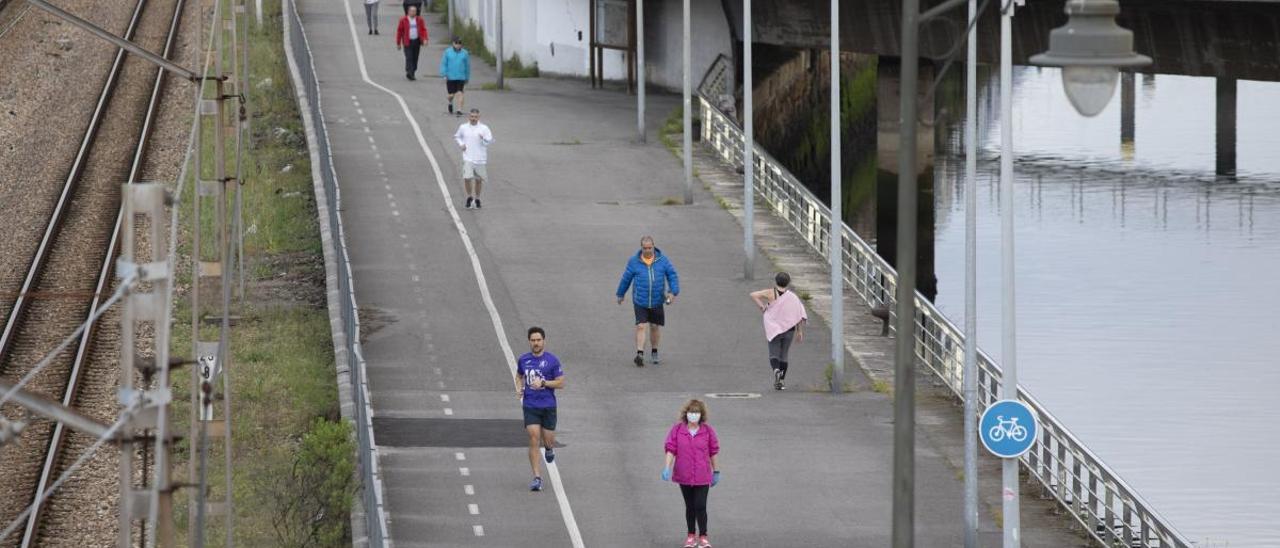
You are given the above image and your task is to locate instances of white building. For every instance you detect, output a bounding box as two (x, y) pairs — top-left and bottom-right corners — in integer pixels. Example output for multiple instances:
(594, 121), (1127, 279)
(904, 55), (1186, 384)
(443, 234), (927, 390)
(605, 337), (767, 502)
(448, 0), (735, 93)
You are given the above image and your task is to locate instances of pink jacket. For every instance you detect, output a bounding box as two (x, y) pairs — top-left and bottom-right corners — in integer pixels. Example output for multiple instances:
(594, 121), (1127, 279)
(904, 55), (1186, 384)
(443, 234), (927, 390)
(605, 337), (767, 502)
(664, 422), (719, 486)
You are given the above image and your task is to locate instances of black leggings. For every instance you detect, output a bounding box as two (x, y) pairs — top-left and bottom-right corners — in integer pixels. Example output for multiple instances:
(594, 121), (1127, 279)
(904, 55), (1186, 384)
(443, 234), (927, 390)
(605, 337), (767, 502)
(679, 484), (710, 535)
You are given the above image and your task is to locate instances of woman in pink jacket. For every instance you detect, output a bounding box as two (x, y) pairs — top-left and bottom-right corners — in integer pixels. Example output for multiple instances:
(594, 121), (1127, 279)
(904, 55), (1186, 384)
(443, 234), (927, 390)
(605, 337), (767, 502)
(662, 399), (721, 548)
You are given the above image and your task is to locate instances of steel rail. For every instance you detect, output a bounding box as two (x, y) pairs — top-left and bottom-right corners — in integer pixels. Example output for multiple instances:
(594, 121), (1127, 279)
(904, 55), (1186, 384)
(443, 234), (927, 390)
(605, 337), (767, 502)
(0, 0), (147, 361)
(18, 0), (186, 543)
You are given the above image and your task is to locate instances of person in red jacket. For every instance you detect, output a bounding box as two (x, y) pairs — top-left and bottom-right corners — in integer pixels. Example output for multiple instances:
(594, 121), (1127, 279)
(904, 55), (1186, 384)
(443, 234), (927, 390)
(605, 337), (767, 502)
(394, 6), (427, 80)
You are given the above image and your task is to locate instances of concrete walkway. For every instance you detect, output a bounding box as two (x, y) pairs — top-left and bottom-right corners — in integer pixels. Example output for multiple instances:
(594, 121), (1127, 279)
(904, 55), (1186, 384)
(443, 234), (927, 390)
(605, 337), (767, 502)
(297, 1), (1087, 546)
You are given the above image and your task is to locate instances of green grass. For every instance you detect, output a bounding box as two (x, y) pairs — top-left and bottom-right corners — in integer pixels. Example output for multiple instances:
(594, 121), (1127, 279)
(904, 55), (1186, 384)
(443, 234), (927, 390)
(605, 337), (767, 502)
(660, 196), (682, 206)
(450, 16), (539, 77)
(169, 0), (354, 544)
(659, 106), (683, 155)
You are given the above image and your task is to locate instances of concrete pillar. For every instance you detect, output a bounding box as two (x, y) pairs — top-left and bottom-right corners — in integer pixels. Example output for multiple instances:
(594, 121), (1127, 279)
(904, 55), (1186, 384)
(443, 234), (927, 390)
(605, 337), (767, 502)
(1216, 77), (1237, 179)
(876, 57), (937, 301)
(1120, 71), (1135, 161)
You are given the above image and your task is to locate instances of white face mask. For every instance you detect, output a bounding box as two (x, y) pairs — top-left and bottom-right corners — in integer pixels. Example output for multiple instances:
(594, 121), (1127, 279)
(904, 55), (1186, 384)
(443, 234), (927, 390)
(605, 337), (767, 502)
(686, 412), (701, 424)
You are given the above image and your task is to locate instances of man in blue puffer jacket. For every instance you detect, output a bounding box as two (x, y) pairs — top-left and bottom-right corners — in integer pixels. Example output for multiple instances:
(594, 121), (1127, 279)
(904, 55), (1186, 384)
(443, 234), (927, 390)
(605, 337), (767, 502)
(616, 235), (680, 367)
(439, 36), (471, 116)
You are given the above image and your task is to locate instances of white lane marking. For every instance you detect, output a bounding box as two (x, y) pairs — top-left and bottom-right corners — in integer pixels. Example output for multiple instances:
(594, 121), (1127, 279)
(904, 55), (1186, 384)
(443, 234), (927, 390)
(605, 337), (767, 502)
(364, 126), (371, 133)
(433, 368), (442, 375)
(390, 201), (398, 208)
(384, 184), (391, 190)
(455, 452), (466, 461)
(356, 107), (364, 115)
(361, 116), (368, 123)
(473, 525), (484, 537)
(412, 275), (420, 282)
(367, 135), (375, 144)
(387, 193), (395, 199)
(350, 95), (358, 101)
(444, 408), (453, 416)
(441, 394), (450, 402)
(391, 210), (399, 216)
(464, 484), (474, 495)
(459, 467), (470, 476)
(337, 5), (582, 539)
(468, 504), (479, 515)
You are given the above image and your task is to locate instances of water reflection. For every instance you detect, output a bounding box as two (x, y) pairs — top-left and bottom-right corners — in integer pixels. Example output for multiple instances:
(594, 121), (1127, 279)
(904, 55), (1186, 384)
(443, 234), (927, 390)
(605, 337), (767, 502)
(932, 66), (1280, 547)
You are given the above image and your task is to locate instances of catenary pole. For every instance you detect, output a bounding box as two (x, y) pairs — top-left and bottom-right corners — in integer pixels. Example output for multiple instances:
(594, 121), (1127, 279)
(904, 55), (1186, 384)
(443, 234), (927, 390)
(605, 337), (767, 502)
(743, 0), (753, 280)
(1000, 0), (1021, 546)
(495, 0), (504, 89)
(963, 0), (980, 545)
(892, 0), (920, 543)
(828, 0), (844, 393)
(637, 0), (646, 142)
(682, 0), (693, 204)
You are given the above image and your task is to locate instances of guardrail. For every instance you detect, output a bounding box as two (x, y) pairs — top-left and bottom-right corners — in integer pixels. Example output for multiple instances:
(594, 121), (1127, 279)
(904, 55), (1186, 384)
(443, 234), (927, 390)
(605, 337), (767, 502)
(284, 2), (390, 546)
(699, 95), (1191, 548)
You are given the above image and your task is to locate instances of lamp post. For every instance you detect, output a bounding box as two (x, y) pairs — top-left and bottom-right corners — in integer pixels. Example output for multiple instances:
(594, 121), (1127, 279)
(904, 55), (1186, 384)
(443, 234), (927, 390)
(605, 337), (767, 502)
(1029, 0), (1151, 117)
(891, 0), (1149, 546)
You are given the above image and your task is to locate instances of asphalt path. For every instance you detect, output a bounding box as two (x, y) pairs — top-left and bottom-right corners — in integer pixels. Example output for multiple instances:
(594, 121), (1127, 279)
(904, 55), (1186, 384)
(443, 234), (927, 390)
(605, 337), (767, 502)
(297, 1), (993, 545)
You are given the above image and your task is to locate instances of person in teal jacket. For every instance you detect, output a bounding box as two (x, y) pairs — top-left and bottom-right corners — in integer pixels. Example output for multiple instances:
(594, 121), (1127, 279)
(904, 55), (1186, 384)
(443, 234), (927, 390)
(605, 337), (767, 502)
(615, 236), (681, 367)
(439, 37), (471, 116)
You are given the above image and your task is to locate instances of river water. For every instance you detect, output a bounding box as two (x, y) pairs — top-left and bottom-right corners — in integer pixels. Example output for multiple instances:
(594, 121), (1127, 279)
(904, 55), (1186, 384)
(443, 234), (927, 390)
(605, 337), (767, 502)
(930, 68), (1280, 547)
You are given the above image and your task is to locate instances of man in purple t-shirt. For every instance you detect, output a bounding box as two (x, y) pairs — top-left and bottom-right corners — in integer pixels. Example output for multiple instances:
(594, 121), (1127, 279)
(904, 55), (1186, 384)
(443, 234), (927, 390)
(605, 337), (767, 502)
(514, 326), (565, 491)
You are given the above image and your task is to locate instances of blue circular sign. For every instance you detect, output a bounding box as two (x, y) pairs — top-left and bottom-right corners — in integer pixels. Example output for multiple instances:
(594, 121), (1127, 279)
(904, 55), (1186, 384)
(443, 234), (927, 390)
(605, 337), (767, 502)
(979, 399), (1039, 459)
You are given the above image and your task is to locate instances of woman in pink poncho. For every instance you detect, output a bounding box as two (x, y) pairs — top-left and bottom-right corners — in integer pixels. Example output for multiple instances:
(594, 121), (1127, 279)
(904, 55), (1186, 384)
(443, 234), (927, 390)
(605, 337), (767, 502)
(749, 272), (807, 390)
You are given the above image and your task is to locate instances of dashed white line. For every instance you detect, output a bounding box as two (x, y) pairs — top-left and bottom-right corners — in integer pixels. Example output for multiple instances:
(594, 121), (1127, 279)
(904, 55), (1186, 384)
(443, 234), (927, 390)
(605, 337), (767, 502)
(360, 116), (368, 123)
(433, 367), (442, 375)
(473, 525), (484, 537)
(363, 126), (371, 133)
(468, 504), (479, 515)
(455, 452), (466, 461)
(443, 408), (453, 416)
(464, 484), (474, 495)
(367, 135), (375, 144)
(441, 394), (450, 402)
(411, 275), (419, 282)
(391, 210), (400, 216)
(390, 201), (398, 209)
(384, 184), (391, 190)
(387, 193), (395, 200)
(459, 467), (470, 476)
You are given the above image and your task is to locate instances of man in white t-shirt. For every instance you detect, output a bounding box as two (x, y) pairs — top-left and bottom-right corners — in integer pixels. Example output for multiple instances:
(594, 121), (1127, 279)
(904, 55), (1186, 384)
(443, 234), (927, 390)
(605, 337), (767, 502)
(454, 108), (494, 210)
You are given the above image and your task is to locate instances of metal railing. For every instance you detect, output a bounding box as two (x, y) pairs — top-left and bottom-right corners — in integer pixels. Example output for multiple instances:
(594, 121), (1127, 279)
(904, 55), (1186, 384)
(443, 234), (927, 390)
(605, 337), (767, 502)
(284, 2), (390, 546)
(699, 95), (1191, 548)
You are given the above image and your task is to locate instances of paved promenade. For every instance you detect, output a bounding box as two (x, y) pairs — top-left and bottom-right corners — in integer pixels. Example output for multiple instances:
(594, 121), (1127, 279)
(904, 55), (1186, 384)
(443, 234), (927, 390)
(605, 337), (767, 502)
(297, 2), (1087, 546)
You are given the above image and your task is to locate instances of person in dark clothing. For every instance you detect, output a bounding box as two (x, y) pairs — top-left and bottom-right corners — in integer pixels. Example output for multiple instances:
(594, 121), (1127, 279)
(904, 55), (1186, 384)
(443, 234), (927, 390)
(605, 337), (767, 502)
(394, 6), (427, 80)
(401, 0), (423, 15)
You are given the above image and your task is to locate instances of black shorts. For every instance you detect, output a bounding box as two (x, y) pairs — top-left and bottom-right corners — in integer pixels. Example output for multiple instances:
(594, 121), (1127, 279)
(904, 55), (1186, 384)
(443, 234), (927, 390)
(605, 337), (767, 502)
(523, 406), (557, 430)
(447, 79), (466, 94)
(634, 305), (665, 326)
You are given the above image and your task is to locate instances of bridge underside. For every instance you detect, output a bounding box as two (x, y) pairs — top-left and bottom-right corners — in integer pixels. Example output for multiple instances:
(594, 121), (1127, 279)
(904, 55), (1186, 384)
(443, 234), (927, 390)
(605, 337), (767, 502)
(731, 0), (1280, 82)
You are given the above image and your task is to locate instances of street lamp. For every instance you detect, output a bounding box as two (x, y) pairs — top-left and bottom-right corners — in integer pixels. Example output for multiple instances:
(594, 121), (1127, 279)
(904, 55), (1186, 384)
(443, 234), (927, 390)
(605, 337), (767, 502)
(1029, 0), (1151, 117)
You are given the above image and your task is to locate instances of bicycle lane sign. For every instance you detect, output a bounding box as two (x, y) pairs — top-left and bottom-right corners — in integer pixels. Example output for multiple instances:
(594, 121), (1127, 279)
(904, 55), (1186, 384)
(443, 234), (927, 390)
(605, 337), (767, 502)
(980, 399), (1039, 459)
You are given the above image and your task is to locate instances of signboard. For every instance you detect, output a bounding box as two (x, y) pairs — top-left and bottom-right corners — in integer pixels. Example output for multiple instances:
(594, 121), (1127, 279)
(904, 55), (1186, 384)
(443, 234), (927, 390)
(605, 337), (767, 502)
(979, 399), (1038, 459)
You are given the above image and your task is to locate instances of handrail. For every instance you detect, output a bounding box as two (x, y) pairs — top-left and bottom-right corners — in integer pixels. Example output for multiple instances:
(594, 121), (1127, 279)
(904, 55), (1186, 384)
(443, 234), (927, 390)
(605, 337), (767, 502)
(698, 94), (1192, 548)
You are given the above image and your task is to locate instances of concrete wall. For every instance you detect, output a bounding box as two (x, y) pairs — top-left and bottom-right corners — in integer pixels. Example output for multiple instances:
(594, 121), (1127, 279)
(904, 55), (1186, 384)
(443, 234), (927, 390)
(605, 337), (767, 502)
(644, 0), (733, 92)
(449, 0), (735, 89)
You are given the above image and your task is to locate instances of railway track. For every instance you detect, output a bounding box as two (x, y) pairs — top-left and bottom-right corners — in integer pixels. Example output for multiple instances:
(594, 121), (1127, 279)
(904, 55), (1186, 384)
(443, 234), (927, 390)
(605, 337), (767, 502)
(0, 0), (185, 543)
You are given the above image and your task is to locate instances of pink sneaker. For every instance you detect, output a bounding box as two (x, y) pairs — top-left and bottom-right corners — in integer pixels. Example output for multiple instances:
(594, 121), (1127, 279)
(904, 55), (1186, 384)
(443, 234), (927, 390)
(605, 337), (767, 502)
(682, 533), (697, 547)
(698, 535), (712, 548)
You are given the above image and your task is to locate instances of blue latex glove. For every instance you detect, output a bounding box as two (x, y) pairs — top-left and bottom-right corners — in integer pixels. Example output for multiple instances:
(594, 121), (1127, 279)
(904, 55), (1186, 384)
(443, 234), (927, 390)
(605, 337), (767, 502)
(661, 467), (673, 482)
(712, 471), (721, 487)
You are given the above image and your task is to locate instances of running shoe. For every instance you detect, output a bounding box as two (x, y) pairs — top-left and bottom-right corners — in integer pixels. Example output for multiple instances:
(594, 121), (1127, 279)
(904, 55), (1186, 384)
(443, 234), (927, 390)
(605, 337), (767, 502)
(474, 199), (481, 209)
(698, 535), (711, 547)
(544, 448), (555, 463)
(634, 353), (645, 367)
(650, 351), (660, 365)
(682, 533), (697, 548)
(529, 477), (543, 491)
(774, 369), (784, 391)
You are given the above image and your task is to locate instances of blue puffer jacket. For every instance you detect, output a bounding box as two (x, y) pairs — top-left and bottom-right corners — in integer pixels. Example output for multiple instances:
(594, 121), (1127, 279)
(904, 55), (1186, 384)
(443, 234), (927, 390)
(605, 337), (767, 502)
(439, 47), (471, 81)
(616, 249), (680, 308)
